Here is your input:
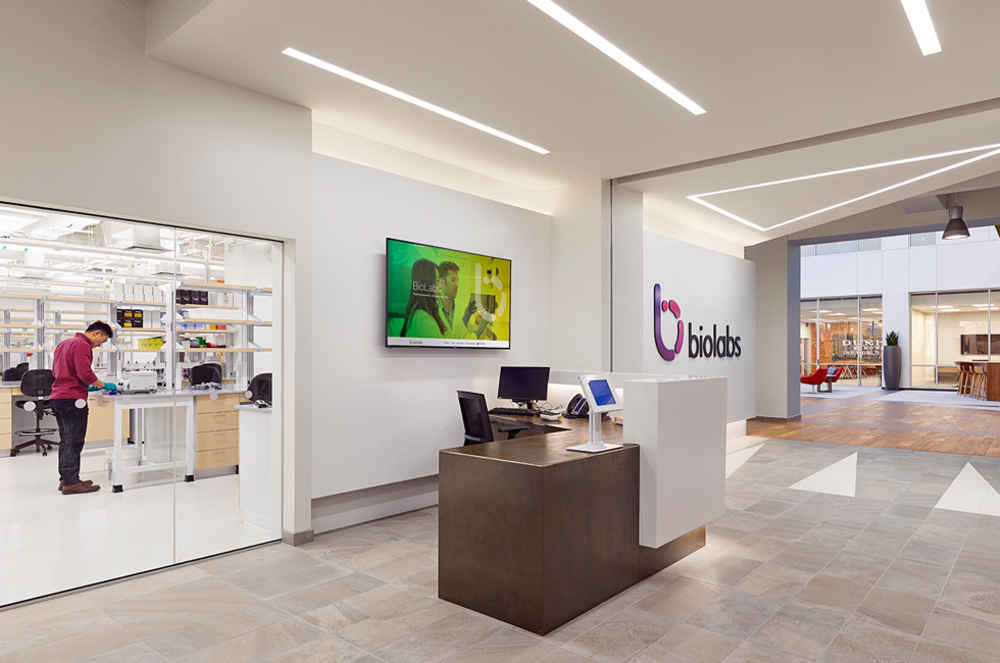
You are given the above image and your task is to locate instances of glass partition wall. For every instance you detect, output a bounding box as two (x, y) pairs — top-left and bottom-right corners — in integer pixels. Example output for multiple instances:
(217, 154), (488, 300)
(0, 203), (282, 607)
(910, 290), (994, 388)
(800, 296), (883, 386)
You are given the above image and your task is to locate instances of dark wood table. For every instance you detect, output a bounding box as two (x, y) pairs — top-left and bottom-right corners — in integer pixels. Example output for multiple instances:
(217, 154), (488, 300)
(438, 415), (705, 634)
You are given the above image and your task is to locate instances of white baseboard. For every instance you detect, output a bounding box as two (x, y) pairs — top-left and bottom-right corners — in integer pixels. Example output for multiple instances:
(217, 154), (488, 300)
(726, 419), (747, 439)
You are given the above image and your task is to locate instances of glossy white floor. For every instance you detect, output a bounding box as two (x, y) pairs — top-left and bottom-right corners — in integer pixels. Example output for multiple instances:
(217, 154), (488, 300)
(0, 449), (276, 606)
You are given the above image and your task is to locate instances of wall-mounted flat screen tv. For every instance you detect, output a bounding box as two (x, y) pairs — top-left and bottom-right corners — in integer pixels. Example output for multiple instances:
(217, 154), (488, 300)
(386, 238), (511, 349)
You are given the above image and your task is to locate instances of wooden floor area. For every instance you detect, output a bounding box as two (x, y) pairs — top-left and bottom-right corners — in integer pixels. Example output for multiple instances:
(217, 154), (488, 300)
(748, 391), (1000, 456)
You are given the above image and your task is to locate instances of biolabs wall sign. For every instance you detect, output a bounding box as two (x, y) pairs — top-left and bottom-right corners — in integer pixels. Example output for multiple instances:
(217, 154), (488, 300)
(653, 283), (742, 362)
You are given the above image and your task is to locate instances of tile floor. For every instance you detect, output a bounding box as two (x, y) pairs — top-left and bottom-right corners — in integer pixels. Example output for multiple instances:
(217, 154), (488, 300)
(6, 438), (1000, 661)
(0, 451), (278, 606)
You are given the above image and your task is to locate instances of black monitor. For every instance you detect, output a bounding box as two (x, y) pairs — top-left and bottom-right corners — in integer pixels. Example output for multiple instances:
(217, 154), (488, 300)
(498, 366), (549, 408)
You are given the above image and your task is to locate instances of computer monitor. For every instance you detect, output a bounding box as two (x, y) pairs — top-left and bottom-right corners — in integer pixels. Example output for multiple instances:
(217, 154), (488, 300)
(498, 366), (550, 408)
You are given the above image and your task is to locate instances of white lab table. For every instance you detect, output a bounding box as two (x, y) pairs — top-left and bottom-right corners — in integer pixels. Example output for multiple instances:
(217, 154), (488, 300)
(95, 388), (244, 493)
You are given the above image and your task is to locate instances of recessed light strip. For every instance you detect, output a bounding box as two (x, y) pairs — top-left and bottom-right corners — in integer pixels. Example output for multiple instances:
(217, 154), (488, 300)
(900, 0), (942, 56)
(688, 144), (1000, 232)
(282, 47), (549, 155)
(692, 143), (1000, 198)
(524, 0), (705, 115)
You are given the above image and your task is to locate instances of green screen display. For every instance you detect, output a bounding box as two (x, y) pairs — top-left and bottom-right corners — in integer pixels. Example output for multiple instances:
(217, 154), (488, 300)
(386, 238), (511, 348)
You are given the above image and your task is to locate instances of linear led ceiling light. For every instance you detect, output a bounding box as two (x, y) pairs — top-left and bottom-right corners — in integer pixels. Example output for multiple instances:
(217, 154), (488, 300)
(281, 47), (548, 155)
(900, 0), (942, 55)
(687, 143), (1000, 232)
(524, 0), (705, 115)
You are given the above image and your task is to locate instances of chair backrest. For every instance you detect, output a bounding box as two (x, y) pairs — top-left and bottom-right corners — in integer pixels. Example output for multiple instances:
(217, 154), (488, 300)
(827, 366), (843, 380)
(457, 390), (493, 445)
(190, 362), (222, 386)
(247, 372), (272, 405)
(20, 369), (54, 397)
(3, 363), (28, 382)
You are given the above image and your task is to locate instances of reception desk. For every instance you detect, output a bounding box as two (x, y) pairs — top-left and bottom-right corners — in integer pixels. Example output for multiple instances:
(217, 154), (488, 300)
(439, 377), (725, 634)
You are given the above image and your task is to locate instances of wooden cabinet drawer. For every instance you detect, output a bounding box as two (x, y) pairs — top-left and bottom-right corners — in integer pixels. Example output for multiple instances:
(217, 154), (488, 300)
(197, 429), (238, 451)
(0, 418), (11, 436)
(196, 394), (241, 414)
(197, 411), (238, 433)
(196, 446), (238, 470)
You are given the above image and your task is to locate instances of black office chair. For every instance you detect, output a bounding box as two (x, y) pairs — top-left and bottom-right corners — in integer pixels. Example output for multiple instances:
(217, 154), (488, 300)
(11, 369), (58, 457)
(457, 391), (530, 445)
(245, 372), (272, 407)
(191, 362), (222, 388)
(3, 362), (29, 383)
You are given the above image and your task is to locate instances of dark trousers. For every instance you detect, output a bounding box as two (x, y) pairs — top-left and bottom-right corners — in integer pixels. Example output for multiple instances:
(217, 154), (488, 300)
(52, 399), (89, 485)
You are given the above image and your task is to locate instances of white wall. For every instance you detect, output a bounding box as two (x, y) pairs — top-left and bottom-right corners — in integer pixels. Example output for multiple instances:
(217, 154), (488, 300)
(313, 123), (557, 216)
(746, 237), (800, 419)
(550, 179), (611, 371)
(311, 154), (552, 498)
(0, 0), (313, 537)
(639, 233), (756, 422)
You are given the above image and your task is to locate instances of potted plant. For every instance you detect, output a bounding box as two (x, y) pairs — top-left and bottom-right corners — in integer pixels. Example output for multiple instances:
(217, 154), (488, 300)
(883, 331), (901, 390)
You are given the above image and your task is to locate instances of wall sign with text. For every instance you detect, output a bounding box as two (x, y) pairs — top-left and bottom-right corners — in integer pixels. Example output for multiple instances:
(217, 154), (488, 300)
(653, 283), (742, 362)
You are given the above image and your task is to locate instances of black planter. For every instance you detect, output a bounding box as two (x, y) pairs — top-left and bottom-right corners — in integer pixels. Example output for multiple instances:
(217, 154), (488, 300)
(883, 345), (901, 390)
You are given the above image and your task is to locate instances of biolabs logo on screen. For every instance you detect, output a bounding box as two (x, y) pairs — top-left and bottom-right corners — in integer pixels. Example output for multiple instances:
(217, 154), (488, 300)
(653, 283), (742, 361)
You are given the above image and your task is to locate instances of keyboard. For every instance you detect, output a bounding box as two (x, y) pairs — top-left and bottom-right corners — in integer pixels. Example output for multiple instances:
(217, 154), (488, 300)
(489, 407), (539, 416)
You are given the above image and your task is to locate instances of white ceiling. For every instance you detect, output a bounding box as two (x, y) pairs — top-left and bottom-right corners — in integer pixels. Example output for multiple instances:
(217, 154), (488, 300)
(628, 105), (1000, 239)
(148, 0), (1000, 237)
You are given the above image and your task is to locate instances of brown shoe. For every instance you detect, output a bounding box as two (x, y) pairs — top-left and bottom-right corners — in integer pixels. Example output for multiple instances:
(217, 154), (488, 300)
(61, 481), (100, 495)
(58, 479), (94, 491)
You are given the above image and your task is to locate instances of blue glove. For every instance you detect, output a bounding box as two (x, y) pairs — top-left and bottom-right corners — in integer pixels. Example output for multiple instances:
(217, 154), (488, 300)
(103, 382), (118, 392)
(88, 385), (100, 392)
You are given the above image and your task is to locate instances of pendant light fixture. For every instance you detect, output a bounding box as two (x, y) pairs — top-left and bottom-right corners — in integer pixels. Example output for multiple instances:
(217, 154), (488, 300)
(942, 197), (970, 240)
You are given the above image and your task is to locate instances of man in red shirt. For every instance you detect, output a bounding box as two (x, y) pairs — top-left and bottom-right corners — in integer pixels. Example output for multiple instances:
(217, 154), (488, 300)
(51, 322), (116, 495)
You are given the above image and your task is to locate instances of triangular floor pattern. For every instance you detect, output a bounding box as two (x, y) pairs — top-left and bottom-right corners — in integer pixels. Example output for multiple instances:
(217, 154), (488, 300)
(726, 444), (763, 478)
(934, 462), (1000, 517)
(789, 452), (858, 497)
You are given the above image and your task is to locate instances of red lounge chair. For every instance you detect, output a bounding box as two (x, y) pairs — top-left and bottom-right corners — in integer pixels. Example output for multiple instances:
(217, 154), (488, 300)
(801, 366), (844, 393)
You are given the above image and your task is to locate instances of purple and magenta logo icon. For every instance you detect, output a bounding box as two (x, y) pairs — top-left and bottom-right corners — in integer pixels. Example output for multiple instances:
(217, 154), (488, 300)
(653, 283), (683, 361)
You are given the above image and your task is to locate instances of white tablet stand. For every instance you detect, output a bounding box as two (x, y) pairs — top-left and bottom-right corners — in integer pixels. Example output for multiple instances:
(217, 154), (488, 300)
(567, 374), (623, 454)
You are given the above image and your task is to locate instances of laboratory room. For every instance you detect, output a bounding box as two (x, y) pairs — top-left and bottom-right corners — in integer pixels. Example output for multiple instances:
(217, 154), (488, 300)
(0, 203), (282, 606)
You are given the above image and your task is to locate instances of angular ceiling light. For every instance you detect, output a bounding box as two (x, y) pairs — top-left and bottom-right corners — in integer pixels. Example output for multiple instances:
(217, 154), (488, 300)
(688, 143), (1000, 232)
(524, 0), (705, 115)
(942, 204), (970, 240)
(900, 0), (942, 55)
(281, 48), (549, 155)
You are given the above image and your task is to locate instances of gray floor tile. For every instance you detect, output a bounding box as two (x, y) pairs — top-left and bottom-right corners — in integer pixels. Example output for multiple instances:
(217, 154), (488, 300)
(857, 587), (936, 636)
(875, 559), (951, 599)
(87, 642), (167, 663)
(223, 555), (350, 600)
(797, 574), (871, 611)
(749, 600), (847, 660)
(686, 590), (779, 639)
(375, 609), (502, 663)
(735, 563), (813, 602)
(899, 536), (963, 568)
(644, 623), (740, 663)
(922, 608), (1000, 657)
(674, 553), (762, 586)
(173, 618), (327, 662)
(563, 609), (669, 663)
(269, 635), (372, 663)
(821, 619), (917, 663)
(633, 578), (724, 622)
(822, 552), (891, 587)
(911, 640), (996, 663)
(723, 641), (812, 662)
